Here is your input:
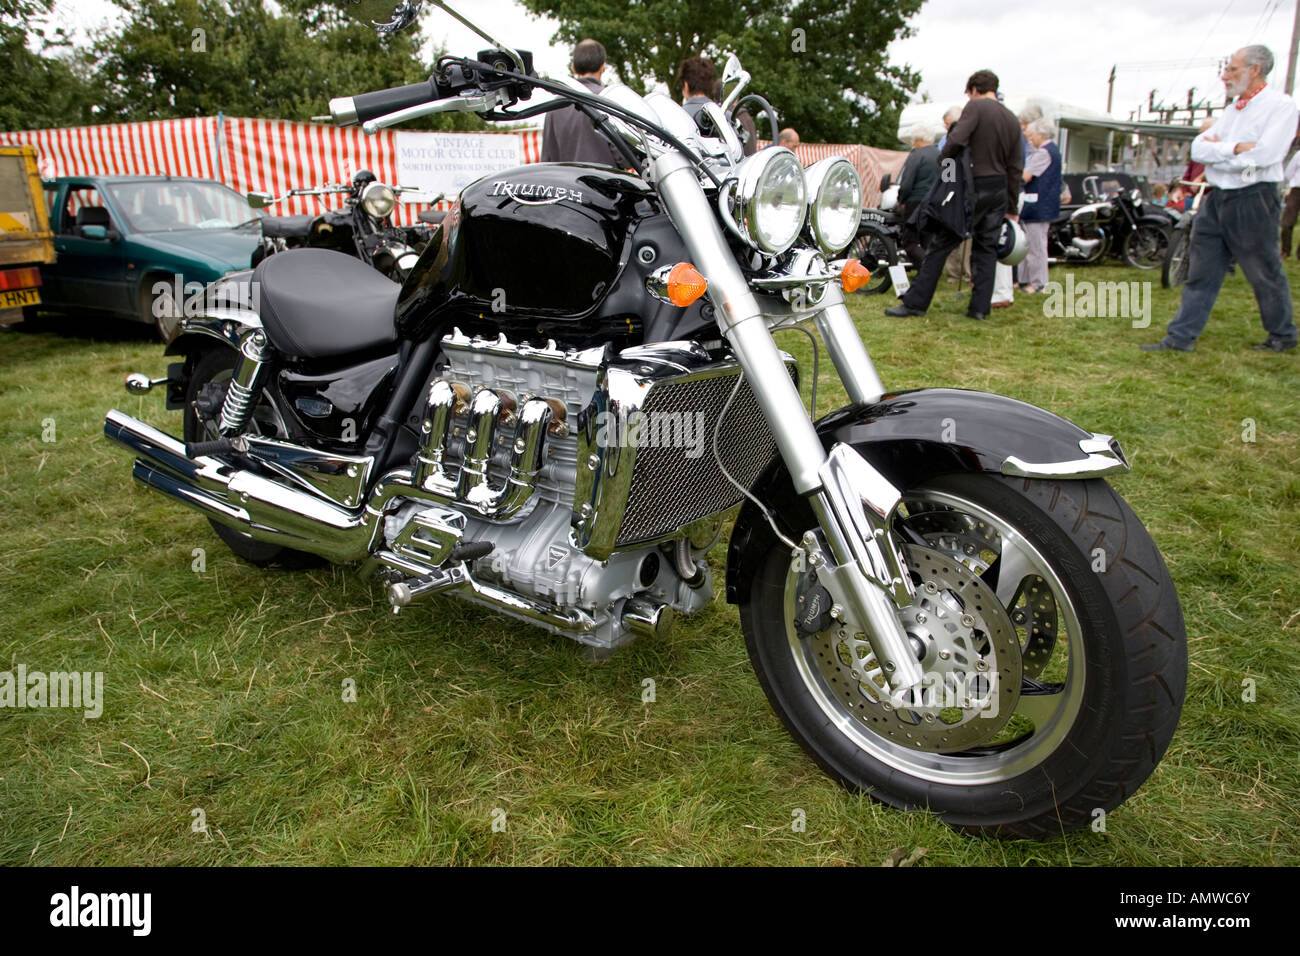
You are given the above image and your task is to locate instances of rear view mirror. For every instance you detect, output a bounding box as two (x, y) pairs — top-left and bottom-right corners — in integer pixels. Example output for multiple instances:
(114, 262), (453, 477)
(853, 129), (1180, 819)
(879, 173), (892, 191)
(246, 192), (273, 209)
(81, 224), (108, 240)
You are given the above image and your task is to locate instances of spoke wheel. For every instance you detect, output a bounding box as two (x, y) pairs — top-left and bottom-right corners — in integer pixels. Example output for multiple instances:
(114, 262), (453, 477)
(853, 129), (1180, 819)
(845, 231), (896, 295)
(1162, 227), (1191, 288)
(1123, 223), (1168, 269)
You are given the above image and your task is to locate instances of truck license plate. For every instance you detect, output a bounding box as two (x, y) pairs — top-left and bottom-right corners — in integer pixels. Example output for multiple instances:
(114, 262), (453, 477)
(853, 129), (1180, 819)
(0, 288), (40, 308)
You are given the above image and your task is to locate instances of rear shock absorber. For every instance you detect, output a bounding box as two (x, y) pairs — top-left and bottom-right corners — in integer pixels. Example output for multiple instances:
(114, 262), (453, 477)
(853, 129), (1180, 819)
(219, 330), (272, 435)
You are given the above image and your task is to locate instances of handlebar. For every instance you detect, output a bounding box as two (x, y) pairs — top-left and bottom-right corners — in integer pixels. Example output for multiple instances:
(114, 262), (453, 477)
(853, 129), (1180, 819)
(330, 79), (440, 126)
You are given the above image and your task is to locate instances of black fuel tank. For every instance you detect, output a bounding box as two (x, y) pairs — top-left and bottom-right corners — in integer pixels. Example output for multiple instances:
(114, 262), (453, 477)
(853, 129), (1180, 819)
(395, 163), (658, 338)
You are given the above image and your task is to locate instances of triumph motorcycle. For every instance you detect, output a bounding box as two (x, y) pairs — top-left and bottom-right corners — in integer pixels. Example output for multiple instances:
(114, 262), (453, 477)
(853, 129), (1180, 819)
(103, 0), (1186, 838)
(249, 169), (436, 282)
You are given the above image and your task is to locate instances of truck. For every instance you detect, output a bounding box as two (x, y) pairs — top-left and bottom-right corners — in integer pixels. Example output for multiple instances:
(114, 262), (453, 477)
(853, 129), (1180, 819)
(0, 144), (56, 326)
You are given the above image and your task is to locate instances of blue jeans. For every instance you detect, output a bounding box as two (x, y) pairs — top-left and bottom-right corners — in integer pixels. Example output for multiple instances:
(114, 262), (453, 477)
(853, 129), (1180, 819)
(1165, 182), (1297, 346)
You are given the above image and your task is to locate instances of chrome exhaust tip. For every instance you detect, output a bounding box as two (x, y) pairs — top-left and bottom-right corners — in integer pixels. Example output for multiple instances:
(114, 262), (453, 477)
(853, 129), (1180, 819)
(622, 598), (675, 640)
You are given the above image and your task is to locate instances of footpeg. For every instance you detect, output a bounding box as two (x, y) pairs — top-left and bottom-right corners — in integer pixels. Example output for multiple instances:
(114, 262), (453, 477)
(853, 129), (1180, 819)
(125, 373), (170, 395)
(388, 563), (468, 611)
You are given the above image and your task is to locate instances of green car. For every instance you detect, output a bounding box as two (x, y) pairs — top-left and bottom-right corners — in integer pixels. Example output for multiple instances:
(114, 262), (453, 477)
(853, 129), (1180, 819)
(38, 175), (263, 340)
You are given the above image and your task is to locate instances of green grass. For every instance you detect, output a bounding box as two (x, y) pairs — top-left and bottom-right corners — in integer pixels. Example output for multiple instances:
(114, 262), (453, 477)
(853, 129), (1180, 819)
(1, 261), (1298, 866)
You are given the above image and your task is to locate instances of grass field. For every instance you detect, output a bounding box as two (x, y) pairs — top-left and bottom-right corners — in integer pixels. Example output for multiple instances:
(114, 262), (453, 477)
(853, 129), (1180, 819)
(1, 262), (1297, 866)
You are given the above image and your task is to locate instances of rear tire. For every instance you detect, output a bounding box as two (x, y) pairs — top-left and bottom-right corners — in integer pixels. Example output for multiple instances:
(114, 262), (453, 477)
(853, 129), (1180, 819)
(182, 348), (321, 568)
(140, 277), (180, 342)
(739, 471), (1186, 838)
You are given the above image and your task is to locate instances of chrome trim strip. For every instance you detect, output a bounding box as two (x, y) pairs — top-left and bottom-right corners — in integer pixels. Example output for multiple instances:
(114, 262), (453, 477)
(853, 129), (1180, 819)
(1001, 433), (1130, 479)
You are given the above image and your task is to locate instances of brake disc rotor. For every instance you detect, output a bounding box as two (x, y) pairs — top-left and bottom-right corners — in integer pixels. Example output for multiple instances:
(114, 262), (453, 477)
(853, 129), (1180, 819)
(808, 544), (1022, 753)
(900, 504), (1059, 679)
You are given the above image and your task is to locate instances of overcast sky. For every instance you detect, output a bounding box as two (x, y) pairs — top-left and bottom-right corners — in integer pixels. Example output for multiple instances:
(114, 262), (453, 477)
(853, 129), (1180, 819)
(56, 0), (1300, 116)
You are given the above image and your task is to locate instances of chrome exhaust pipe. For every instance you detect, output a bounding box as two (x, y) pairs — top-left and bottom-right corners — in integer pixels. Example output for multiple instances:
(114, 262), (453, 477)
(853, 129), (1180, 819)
(106, 409), (377, 562)
(105, 398), (560, 564)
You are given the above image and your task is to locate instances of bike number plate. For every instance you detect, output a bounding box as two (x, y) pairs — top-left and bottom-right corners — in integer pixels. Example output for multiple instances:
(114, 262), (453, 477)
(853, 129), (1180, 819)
(889, 265), (910, 296)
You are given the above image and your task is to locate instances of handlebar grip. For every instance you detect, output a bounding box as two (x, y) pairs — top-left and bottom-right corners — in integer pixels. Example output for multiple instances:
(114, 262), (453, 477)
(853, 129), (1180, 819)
(330, 79), (438, 126)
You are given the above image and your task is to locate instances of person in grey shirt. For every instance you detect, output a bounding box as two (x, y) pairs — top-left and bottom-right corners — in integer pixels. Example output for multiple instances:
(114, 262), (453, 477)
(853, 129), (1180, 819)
(541, 39), (624, 166)
(678, 56), (716, 122)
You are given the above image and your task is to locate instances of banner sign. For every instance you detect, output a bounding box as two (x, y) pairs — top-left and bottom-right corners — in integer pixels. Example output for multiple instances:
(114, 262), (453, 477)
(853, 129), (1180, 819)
(395, 130), (523, 201)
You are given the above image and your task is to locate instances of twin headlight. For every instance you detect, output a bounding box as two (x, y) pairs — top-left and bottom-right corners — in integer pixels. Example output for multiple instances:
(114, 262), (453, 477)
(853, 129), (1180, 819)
(719, 151), (862, 256)
(360, 182), (397, 219)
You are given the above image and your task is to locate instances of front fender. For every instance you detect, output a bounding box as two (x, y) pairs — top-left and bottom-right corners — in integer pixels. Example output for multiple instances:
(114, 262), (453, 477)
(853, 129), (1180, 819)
(724, 387), (1128, 603)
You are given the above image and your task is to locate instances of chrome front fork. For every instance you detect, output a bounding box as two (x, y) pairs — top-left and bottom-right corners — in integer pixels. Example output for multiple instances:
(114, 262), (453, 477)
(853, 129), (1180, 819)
(653, 152), (924, 690)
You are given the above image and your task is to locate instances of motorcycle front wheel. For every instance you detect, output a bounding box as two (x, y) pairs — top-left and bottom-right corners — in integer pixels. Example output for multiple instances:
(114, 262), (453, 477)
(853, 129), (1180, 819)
(739, 470), (1186, 838)
(1123, 223), (1169, 269)
(845, 230), (897, 295)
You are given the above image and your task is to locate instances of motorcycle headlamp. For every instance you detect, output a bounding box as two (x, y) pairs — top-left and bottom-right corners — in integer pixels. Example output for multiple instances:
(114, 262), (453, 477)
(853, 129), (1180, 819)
(804, 156), (862, 255)
(720, 147), (807, 255)
(360, 182), (397, 219)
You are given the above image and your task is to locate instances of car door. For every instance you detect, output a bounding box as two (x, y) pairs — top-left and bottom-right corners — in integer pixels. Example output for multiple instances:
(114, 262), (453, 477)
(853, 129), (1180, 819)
(49, 182), (132, 315)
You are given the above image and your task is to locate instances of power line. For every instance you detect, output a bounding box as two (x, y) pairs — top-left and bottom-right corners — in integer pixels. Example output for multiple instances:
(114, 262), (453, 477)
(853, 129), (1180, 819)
(1168, 0), (1243, 93)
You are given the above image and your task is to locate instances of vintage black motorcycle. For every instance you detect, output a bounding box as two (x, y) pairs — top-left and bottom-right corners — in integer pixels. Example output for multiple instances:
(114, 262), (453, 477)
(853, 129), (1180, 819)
(249, 169), (436, 282)
(103, 0), (1186, 838)
(1050, 178), (1175, 269)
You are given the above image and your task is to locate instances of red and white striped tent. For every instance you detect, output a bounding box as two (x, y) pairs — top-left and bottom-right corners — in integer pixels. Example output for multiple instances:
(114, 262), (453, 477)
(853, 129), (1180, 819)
(0, 117), (904, 224)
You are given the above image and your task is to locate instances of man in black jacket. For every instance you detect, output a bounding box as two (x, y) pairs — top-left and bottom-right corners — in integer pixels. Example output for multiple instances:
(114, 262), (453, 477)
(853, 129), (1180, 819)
(541, 40), (624, 166)
(887, 69), (1023, 320)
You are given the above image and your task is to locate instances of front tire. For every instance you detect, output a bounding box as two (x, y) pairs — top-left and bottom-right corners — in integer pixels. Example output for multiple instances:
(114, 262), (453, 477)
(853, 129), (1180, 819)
(1162, 227), (1191, 288)
(1123, 223), (1168, 269)
(739, 471), (1186, 838)
(845, 230), (897, 295)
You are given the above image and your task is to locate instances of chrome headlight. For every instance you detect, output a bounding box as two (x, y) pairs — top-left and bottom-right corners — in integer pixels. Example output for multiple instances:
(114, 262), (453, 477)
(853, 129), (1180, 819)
(804, 156), (862, 255)
(360, 182), (396, 219)
(720, 147), (807, 255)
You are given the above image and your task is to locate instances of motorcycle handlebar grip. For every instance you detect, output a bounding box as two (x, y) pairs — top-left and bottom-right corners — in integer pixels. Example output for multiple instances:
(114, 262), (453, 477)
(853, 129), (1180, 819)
(330, 80), (438, 126)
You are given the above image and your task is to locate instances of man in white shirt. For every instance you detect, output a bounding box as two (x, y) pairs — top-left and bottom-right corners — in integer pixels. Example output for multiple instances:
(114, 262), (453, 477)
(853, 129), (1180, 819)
(1280, 140), (1300, 258)
(1143, 45), (1299, 352)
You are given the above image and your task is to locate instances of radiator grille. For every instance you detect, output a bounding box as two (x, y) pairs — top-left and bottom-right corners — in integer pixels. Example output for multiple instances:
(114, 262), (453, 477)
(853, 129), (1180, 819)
(615, 367), (791, 546)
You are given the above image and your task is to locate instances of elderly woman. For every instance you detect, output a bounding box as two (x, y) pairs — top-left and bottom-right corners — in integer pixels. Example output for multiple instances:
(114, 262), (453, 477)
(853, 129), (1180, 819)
(1017, 117), (1062, 293)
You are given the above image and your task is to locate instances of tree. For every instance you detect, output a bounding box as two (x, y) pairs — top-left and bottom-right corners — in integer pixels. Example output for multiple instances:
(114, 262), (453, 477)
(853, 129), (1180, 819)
(89, 0), (482, 129)
(0, 0), (96, 130)
(518, 0), (923, 147)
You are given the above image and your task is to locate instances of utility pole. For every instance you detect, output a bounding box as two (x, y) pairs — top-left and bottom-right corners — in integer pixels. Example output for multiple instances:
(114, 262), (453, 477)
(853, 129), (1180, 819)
(1287, 0), (1300, 95)
(1107, 64), (1116, 113)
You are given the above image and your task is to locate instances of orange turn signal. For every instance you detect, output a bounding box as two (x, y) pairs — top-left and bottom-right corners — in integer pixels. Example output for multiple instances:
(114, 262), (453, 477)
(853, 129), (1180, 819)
(666, 262), (707, 307)
(841, 258), (871, 293)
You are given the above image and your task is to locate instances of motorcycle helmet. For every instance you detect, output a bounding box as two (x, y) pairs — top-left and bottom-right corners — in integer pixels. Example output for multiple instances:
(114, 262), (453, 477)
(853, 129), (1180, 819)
(352, 169), (378, 190)
(997, 217), (1028, 266)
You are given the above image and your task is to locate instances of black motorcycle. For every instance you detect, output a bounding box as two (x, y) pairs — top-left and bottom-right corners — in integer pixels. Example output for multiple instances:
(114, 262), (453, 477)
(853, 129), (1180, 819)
(843, 173), (912, 295)
(249, 169), (436, 282)
(103, 0), (1186, 838)
(1050, 179), (1175, 269)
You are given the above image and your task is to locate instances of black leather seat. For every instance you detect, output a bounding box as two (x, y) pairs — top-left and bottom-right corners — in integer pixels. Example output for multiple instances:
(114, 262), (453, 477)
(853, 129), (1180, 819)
(260, 214), (313, 239)
(253, 249), (399, 360)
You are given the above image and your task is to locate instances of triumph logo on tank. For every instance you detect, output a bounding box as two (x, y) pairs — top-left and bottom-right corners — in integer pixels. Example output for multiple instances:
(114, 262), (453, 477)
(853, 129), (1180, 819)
(49, 886), (151, 936)
(489, 181), (584, 205)
(0, 665), (103, 718)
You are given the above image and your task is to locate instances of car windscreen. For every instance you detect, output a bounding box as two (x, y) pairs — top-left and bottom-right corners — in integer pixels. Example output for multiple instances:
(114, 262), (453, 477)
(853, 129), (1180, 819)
(106, 181), (255, 233)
